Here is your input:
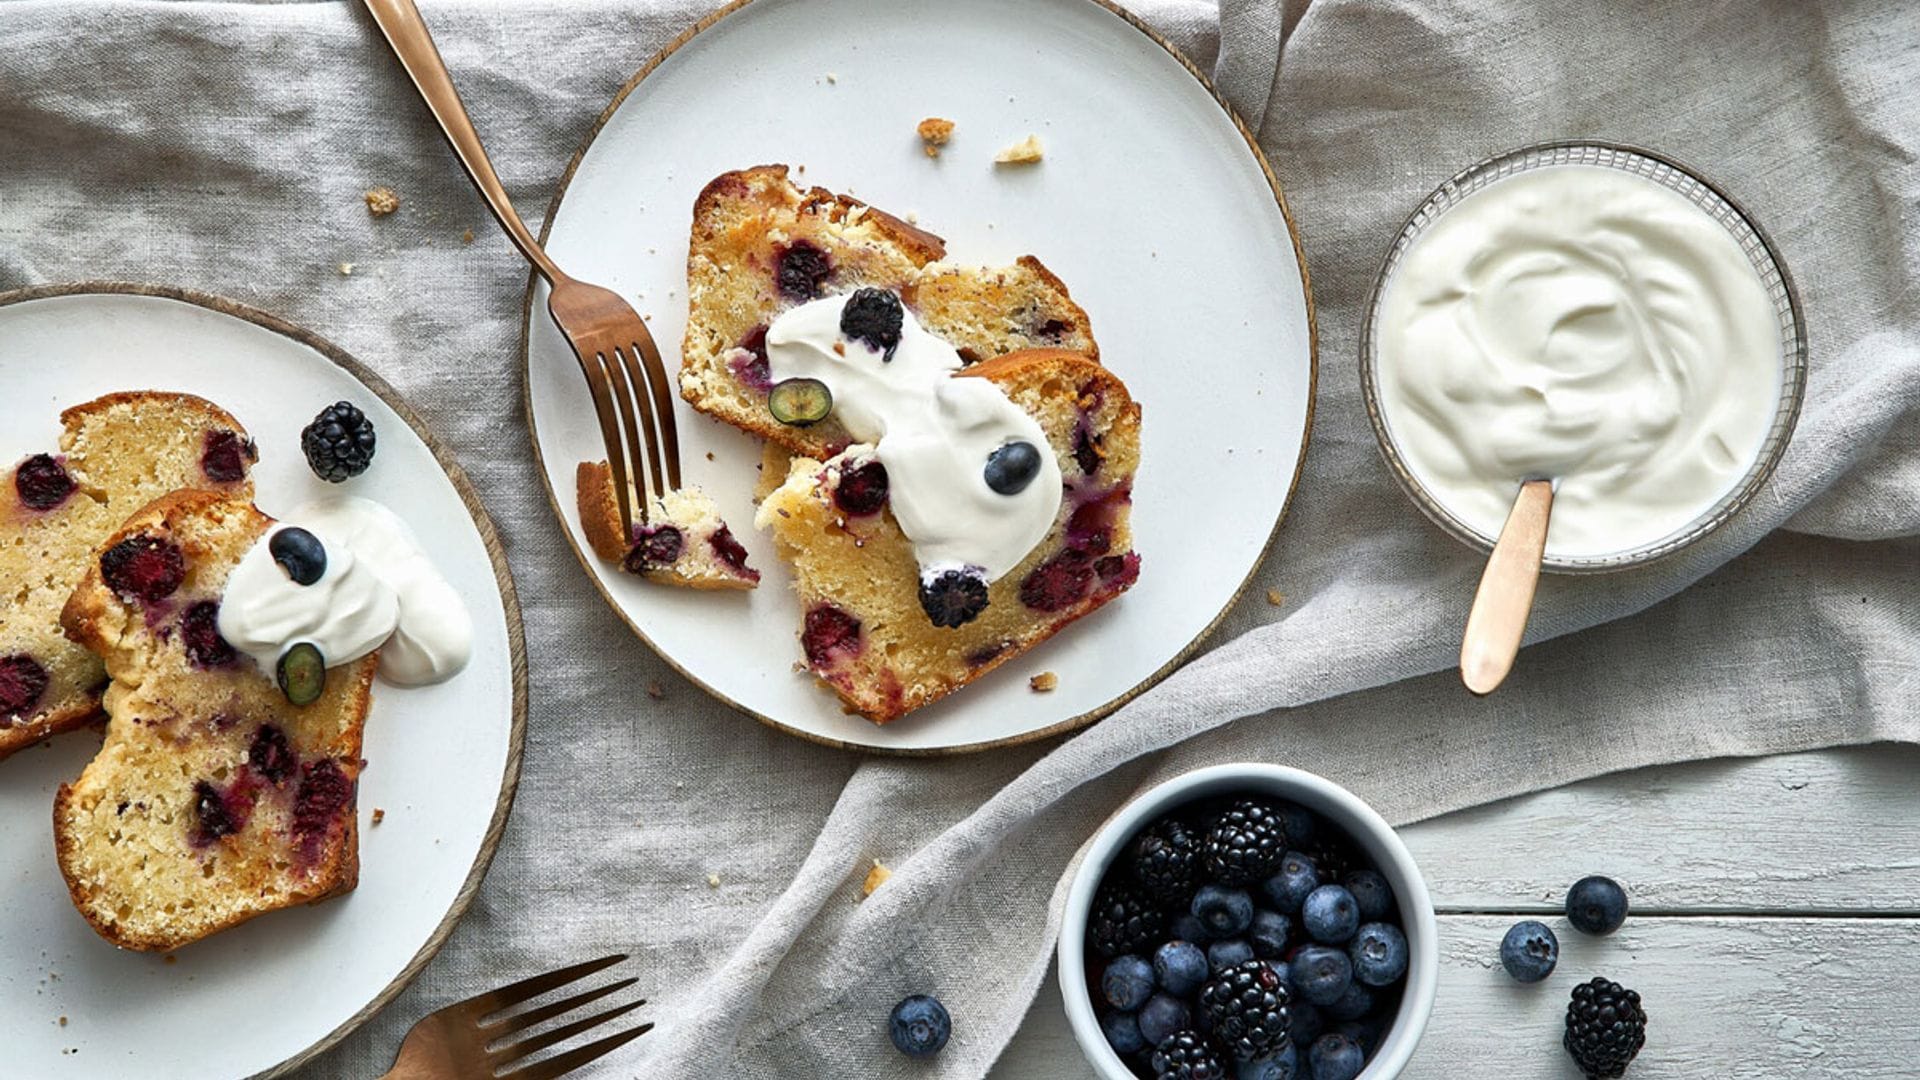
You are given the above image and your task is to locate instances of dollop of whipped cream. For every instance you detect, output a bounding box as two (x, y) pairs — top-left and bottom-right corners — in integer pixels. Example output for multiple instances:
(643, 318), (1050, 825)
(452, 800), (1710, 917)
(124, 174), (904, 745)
(766, 294), (1063, 580)
(218, 496), (473, 686)
(1374, 164), (1781, 557)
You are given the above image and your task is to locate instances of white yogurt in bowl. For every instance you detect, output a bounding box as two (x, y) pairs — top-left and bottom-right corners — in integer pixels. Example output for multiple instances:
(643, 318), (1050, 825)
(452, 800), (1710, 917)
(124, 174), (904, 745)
(1363, 144), (1806, 569)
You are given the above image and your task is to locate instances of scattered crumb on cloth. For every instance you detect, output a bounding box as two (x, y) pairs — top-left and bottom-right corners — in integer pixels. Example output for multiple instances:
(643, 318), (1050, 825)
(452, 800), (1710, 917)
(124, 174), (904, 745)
(862, 859), (892, 898)
(995, 134), (1044, 165)
(363, 186), (400, 216)
(1267, 589), (1286, 606)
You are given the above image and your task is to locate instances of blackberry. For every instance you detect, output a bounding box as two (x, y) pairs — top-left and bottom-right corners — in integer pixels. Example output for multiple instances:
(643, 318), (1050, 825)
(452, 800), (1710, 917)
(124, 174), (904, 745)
(1202, 800), (1288, 886)
(300, 401), (377, 482)
(1198, 959), (1291, 1062)
(623, 525), (684, 573)
(191, 780), (242, 845)
(14, 453), (76, 510)
(0, 654), (50, 719)
(776, 240), (831, 300)
(248, 724), (297, 785)
(180, 601), (237, 668)
(1129, 816), (1202, 903)
(200, 428), (254, 483)
(100, 535), (185, 603)
(1088, 879), (1165, 958)
(838, 287), (905, 356)
(1149, 1029), (1225, 1080)
(1564, 977), (1646, 1078)
(1019, 549), (1094, 612)
(801, 605), (862, 665)
(292, 759), (354, 841)
(832, 460), (889, 515)
(1299, 835), (1359, 888)
(919, 568), (990, 628)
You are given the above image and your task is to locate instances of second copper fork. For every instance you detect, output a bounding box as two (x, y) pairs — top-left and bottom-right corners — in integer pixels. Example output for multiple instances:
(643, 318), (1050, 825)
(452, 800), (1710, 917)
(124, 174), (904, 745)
(363, 0), (680, 538)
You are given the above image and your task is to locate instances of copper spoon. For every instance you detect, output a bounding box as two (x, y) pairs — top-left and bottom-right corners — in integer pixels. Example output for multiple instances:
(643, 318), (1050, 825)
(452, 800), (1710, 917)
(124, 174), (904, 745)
(1460, 479), (1553, 694)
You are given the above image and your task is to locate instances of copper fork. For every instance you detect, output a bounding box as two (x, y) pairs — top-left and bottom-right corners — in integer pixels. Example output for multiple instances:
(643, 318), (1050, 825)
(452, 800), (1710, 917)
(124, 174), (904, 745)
(379, 953), (650, 1080)
(364, 0), (681, 538)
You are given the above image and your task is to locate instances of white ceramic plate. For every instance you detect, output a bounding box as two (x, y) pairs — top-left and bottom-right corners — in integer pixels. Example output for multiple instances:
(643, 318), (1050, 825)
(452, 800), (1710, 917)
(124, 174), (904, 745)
(0, 285), (525, 1079)
(525, 0), (1314, 753)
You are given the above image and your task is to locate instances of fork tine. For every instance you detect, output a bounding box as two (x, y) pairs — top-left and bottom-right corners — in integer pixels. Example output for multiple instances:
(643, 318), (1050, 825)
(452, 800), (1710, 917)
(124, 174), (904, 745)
(630, 335), (683, 490)
(459, 953), (628, 1018)
(597, 347), (655, 524)
(482, 977), (639, 1038)
(490, 998), (647, 1067)
(495, 1022), (654, 1080)
(572, 351), (635, 539)
(612, 345), (667, 501)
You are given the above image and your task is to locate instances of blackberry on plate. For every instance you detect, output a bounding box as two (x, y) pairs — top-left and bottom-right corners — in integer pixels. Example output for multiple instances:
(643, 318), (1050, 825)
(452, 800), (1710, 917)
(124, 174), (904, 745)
(300, 401), (376, 483)
(1307, 1032), (1365, 1080)
(1192, 884), (1254, 938)
(888, 994), (951, 1058)
(1102, 954), (1155, 1011)
(1566, 875), (1630, 936)
(1089, 879), (1166, 958)
(1262, 851), (1319, 915)
(1348, 922), (1408, 986)
(1500, 919), (1559, 983)
(1564, 977), (1646, 1078)
(1155, 940), (1208, 996)
(1202, 800), (1289, 886)
(1131, 815), (1203, 903)
(1198, 960), (1291, 1062)
(1138, 993), (1191, 1049)
(1150, 1029), (1226, 1080)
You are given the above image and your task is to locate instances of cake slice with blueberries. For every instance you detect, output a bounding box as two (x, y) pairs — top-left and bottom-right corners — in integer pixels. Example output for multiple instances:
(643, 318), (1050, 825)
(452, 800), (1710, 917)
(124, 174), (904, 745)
(754, 283), (1141, 723)
(54, 489), (376, 951)
(0, 392), (256, 761)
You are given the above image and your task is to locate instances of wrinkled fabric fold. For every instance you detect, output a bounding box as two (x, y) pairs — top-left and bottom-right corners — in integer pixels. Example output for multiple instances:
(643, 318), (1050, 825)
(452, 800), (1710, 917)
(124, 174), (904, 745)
(2, 0), (1916, 1077)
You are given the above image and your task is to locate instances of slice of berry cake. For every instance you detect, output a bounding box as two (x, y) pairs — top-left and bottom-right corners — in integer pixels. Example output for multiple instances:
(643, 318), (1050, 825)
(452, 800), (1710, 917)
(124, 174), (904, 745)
(575, 463), (760, 590)
(55, 490), (374, 951)
(1, 392), (256, 761)
(677, 164), (1100, 459)
(756, 350), (1141, 723)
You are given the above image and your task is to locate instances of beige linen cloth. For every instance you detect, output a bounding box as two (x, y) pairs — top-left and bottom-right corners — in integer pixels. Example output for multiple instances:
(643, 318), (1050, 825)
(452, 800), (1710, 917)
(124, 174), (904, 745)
(2, 0), (1916, 1076)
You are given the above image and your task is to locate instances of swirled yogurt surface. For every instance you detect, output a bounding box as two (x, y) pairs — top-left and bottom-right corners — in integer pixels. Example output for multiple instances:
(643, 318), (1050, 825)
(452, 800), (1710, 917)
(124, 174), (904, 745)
(766, 294), (1063, 580)
(218, 496), (472, 685)
(1375, 164), (1782, 558)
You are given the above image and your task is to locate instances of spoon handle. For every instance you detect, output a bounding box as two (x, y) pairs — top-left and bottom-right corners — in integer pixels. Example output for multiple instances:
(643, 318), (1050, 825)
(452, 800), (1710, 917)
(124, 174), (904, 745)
(1461, 479), (1553, 695)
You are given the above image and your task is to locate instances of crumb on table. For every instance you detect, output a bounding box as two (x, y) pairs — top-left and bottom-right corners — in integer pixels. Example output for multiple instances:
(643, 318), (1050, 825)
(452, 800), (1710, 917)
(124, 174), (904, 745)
(1030, 671), (1059, 693)
(371, 808), (386, 825)
(862, 859), (892, 898)
(363, 186), (401, 216)
(917, 117), (955, 158)
(995, 134), (1044, 165)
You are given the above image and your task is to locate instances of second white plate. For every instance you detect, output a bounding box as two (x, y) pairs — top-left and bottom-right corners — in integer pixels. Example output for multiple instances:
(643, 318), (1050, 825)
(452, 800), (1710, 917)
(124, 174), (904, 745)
(524, 0), (1314, 752)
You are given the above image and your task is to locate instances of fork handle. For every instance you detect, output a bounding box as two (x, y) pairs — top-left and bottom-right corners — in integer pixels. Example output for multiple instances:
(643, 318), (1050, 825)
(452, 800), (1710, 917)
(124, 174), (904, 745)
(361, 0), (565, 283)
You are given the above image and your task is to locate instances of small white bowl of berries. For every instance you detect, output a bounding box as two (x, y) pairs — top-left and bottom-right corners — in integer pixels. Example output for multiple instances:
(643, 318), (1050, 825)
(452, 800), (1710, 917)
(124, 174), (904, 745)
(1058, 764), (1438, 1079)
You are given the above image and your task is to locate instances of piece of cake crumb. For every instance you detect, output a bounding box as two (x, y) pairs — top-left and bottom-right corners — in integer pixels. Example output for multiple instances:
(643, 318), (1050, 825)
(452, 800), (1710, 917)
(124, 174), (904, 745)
(363, 186), (401, 216)
(461, 229), (475, 245)
(1030, 671), (1058, 692)
(371, 808), (386, 825)
(995, 134), (1044, 165)
(706, 873), (721, 888)
(862, 859), (892, 898)
(57, 1016), (67, 1027)
(163, 955), (177, 965)
(1266, 589), (1286, 606)
(825, 72), (838, 84)
(917, 117), (955, 158)
(337, 262), (354, 276)
(646, 681), (665, 701)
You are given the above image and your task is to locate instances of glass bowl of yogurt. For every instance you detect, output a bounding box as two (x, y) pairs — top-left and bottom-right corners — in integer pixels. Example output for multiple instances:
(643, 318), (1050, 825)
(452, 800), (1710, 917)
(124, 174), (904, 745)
(1361, 142), (1808, 572)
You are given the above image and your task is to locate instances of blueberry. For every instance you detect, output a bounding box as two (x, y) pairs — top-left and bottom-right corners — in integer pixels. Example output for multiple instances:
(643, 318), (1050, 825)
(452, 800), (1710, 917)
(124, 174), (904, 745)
(1100, 1010), (1145, 1055)
(1170, 913), (1214, 944)
(887, 994), (951, 1058)
(1261, 852), (1319, 915)
(269, 526), (327, 586)
(1207, 938), (1255, 972)
(1566, 875), (1629, 935)
(1101, 955), (1155, 1012)
(1349, 922), (1408, 987)
(1288, 945), (1353, 1006)
(1330, 1020), (1377, 1055)
(1235, 1041), (1299, 1080)
(1307, 1033), (1366, 1080)
(1286, 1001), (1324, 1049)
(1302, 885), (1360, 945)
(984, 441), (1043, 495)
(1323, 981), (1373, 1022)
(276, 642), (327, 706)
(1136, 993), (1190, 1049)
(1500, 919), (1560, 983)
(839, 287), (904, 355)
(1192, 884), (1255, 938)
(768, 377), (833, 426)
(1154, 940), (1208, 997)
(1248, 909), (1291, 959)
(1344, 870), (1395, 923)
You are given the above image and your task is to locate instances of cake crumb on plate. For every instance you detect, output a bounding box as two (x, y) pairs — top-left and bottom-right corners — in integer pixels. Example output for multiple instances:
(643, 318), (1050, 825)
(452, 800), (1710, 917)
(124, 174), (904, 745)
(1030, 671), (1058, 692)
(995, 134), (1044, 165)
(917, 117), (955, 158)
(371, 808), (386, 825)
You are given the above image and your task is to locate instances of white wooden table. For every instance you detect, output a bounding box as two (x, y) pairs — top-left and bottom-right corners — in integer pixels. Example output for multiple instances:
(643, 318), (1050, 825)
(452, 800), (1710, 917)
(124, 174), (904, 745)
(993, 745), (1920, 1078)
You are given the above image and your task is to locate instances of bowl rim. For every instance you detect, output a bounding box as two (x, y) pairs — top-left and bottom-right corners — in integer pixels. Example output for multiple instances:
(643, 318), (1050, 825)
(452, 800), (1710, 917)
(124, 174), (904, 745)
(1356, 139), (1810, 574)
(1057, 763), (1439, 1078)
